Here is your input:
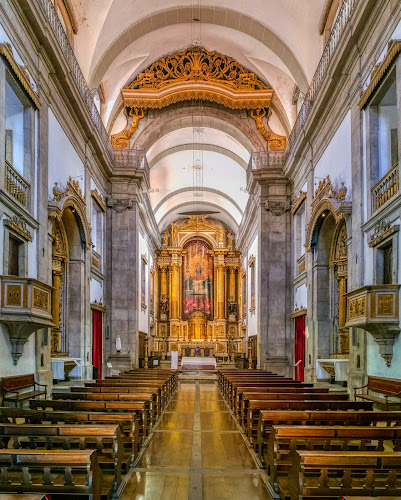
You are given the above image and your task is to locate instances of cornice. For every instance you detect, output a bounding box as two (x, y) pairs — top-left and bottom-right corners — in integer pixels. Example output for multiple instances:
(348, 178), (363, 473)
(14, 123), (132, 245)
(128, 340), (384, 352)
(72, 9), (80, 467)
(359, 40), (401, 108)
(0, 43), (40, 108)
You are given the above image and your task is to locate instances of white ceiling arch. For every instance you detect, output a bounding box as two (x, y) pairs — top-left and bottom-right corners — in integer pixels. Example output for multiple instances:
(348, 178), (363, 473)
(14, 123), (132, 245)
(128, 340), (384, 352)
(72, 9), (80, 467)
(102, 24), (297, 133)
(131, 105), (265, 153)
(158, 201), (240, 234)
(73, 2), (322, 91)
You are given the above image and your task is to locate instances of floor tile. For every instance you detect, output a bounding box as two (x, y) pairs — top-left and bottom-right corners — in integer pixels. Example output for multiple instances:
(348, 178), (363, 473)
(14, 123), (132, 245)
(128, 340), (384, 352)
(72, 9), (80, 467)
(121, 472), (189, 500)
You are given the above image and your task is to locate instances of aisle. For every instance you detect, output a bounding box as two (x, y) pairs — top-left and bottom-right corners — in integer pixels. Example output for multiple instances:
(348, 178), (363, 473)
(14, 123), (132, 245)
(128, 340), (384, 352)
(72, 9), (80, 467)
(121, 379), (270, 500)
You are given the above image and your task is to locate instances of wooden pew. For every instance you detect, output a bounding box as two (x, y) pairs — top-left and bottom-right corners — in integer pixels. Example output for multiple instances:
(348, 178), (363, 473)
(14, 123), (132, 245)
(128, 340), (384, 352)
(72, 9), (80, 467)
(246, 400), (374, 442)
(267, 425), (401, 497)
(0, 423), (124, 495)
(0, 449), (104, 499)
(226, 380), (314, 409)
(0, 495), (47, 500)
(86, 380), (168, 408)
(105, 374), (174, 397)
(354, 376), (401, 409)
(288, 451), (401, 500)
(71, 386), (163, 418)
(52, 391), (156, 427)
(234, 386), (329, 419)
(256, 410), (401, 465)
(221, 376), (298, 401)
(29, 399), (150, 441)
(0, 407), (141, 457)
(239, 392), (349, 428)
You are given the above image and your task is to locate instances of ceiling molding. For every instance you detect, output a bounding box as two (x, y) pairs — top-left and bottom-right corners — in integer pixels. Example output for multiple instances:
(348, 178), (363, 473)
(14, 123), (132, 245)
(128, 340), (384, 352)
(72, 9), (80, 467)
(153, 187), (244, 216)
(157, 201), (239, 232)
(89, 6), (308, 92)
(148, 144), (248, 170)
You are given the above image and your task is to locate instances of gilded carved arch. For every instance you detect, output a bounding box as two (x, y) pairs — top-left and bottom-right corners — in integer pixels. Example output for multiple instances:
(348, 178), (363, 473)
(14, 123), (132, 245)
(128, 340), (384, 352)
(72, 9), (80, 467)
(111, 46), (286, 150)
(305, 176), (351, 252)
(48, 177), (92, 250)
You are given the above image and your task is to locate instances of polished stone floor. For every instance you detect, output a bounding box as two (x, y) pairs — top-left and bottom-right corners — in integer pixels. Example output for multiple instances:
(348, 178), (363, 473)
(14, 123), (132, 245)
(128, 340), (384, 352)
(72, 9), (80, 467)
(121, 379), (270, 500)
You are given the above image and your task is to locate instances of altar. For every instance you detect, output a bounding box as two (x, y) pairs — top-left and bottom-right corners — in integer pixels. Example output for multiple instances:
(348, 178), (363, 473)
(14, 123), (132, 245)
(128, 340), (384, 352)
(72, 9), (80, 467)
(181, 356), (217, 371)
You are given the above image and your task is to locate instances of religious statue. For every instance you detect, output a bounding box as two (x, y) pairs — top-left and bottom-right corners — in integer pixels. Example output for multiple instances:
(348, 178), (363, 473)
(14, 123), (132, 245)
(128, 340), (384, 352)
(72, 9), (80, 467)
(162, 230), (169, 247)
(218, 230), (225, 245)
(228, 301), (238, 315)
(227, 231), (234, 249)
(116, 335), (122, 352)
(52, 231), (62, 254)
(160, 294), (169, 315)
(171, 222), (178, 243)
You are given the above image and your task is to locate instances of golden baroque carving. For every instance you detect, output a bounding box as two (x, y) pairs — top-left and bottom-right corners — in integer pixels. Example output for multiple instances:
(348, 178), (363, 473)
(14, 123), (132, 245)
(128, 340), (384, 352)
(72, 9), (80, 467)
(349, 297), (366, 319)
(111, 108), (145, 149)
(377, 294), (394, 315)
(52, 177), (84, 202)
(33, 287), (49, 311)
(4, 216), (32, 241)
(250, 108), (287, 151)
(128, 46), (269, 92)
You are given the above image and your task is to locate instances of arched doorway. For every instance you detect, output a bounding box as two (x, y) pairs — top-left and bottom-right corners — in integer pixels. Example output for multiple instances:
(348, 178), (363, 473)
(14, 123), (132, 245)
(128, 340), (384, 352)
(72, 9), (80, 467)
(49, 178), (92, 378)
(309, 208), (349, 358)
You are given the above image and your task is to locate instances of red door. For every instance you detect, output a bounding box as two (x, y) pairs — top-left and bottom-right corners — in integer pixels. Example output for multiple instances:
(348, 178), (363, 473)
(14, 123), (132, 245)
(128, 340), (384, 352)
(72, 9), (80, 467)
(92, 309), (103, 379)
(294, 315), (305, 382)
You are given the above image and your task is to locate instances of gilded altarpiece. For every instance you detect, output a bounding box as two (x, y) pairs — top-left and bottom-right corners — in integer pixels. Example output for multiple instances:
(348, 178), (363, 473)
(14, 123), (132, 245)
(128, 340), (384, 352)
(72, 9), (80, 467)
(153, 216), (243, 356)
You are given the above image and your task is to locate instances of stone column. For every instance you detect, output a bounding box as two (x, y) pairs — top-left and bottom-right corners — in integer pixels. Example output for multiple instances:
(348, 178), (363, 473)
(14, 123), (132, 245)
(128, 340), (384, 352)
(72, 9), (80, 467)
(348, 95), (367, 395)
(106, 179), (140, 371)
(256, 171), (291, 375)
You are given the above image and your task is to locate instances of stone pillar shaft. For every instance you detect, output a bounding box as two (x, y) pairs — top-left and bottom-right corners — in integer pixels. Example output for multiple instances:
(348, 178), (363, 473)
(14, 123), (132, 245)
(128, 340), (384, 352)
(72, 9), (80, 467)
(338, 276), (347, 330)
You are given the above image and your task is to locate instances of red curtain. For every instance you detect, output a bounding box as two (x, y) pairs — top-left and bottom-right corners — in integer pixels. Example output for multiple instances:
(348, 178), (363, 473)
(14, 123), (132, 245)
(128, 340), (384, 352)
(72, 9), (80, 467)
(294, 315), (305, 382)
(92, 310), (103, 379)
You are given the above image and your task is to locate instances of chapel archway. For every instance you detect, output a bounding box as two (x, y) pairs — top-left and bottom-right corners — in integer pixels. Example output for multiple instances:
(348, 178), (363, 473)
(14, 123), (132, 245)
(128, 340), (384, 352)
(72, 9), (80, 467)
(306, 176), (351, 360)
(49, 178), (91, 360)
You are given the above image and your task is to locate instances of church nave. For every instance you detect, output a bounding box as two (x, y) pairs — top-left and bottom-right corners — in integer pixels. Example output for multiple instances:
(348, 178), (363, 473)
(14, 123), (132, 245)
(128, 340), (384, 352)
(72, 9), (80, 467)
(122, 379), (269, 500)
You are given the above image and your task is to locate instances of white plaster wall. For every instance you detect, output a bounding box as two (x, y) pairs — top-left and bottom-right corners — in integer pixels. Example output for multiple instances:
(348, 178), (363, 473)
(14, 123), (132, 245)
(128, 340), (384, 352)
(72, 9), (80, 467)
(27, 232), (38, 280)
(90, 277), (103, 303)
(366, 332), (401, 378)
(314, 111), (352, 196)
(0, 326), (36, 378)
(247, 234), (258, 337)
(294, 283), (307, 310)
(378, 104), (397, 178)
(5, 81), (24, 175)
(48, 110), (84, 192)
(363, 236), (374, 286)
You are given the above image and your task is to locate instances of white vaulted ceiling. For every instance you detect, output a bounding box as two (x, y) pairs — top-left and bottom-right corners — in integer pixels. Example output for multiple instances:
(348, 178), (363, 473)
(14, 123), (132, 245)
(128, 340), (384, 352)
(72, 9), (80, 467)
(70, 0), (327, 232)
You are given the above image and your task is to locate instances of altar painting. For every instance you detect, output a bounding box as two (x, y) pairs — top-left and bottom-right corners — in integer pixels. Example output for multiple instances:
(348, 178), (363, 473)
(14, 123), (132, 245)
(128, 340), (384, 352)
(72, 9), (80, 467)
(183, 242), (213, 320)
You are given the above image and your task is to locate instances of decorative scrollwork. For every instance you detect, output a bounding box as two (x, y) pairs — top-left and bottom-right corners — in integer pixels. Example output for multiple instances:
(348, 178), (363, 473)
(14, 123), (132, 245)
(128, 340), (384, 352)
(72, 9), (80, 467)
(128, 46), (269, 91)
(111, 108), (145, 149)
(250, 108), (287, 151)
(120, 47), (274, 111)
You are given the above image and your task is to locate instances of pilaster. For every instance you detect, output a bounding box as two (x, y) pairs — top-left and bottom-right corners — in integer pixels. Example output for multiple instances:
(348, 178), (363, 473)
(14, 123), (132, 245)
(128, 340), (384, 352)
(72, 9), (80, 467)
(106, 177), (140, 370)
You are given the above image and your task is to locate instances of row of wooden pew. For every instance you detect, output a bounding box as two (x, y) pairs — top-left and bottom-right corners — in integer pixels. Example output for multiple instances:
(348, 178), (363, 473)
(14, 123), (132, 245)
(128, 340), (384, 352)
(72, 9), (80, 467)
(0, 369), (178, 499)
(218, 369), (401, 500)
